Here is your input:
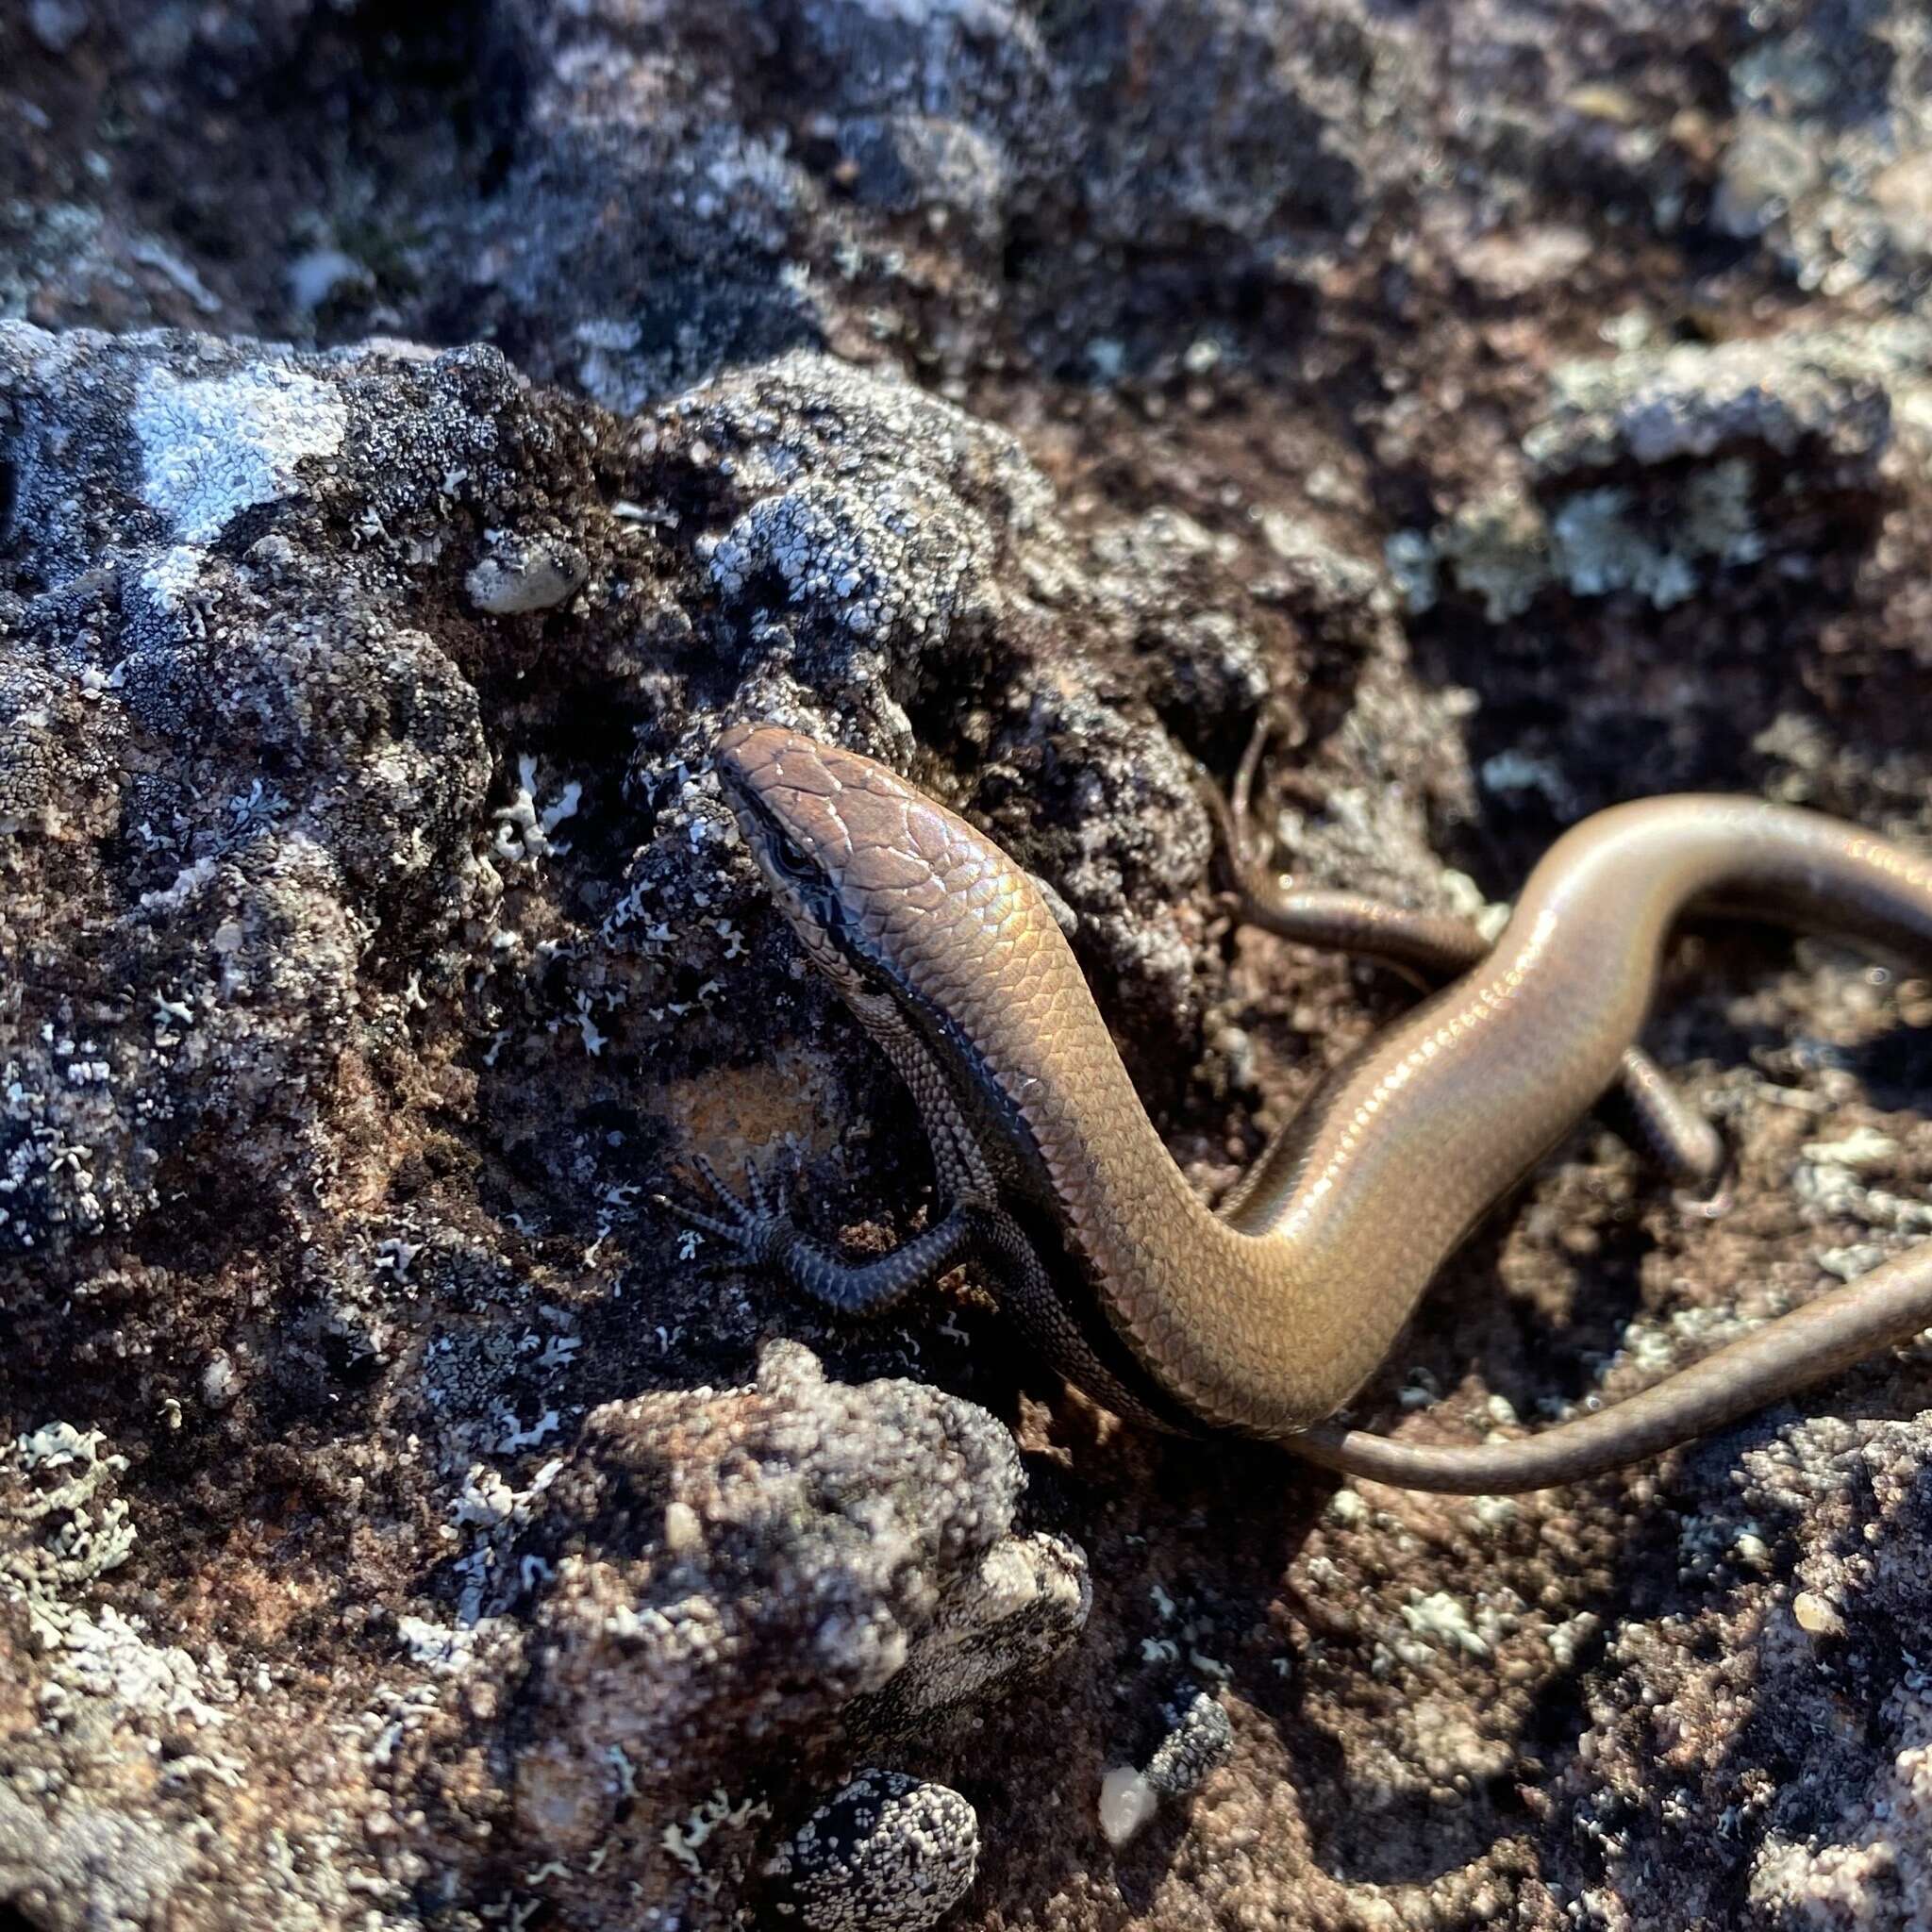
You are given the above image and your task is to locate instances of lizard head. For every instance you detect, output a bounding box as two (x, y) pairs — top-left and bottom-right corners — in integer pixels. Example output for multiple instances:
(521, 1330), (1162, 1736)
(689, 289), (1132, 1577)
(712, 722), (1047, 1027)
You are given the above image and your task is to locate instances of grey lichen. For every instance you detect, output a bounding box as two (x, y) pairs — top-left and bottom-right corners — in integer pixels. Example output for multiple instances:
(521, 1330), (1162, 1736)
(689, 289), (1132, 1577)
(1545, 460), (1766, 609)
(763, 1770), (978, 1932)
(1417, 321), (1923, 622)
(1429, 464), (1764, 619)
(1430, 488), (1552, 623)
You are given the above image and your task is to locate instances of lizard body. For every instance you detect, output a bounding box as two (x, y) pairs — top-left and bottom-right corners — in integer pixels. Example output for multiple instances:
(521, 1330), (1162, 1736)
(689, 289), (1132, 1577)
(672, 723), (1932, 1491)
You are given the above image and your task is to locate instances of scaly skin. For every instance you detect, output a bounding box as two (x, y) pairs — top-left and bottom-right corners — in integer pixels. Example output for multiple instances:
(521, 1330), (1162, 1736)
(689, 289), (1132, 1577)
(691, 722), (1932, 1491)
(1202, 734), (1727, 1191)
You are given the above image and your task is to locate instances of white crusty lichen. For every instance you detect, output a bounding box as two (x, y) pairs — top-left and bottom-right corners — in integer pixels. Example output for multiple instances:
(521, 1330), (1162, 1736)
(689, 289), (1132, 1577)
(8, 1421), (139, 1653)
(131, 362), (347, 543)
(1795, 1128), (1932, 1253)
(8, 1423), (137, 1589)
(395, 1614), (490, 1674)
(5, 1422), (232, 1732)
(491, 754), (582, 865)
(1397, 1590), (1492, 1661)
(661, 1786), (771, 1876)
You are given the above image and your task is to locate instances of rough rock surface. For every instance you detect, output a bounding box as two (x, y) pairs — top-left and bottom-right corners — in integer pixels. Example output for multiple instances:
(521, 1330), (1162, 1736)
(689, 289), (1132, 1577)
(5, 3), (1932, 1929)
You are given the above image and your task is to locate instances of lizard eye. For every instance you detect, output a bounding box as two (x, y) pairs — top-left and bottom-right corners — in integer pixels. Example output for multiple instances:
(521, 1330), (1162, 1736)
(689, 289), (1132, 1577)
(769, 831), (816, 880)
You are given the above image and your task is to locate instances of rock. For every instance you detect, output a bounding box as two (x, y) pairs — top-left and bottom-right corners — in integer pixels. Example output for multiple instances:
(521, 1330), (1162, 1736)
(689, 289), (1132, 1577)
(1713, 0), (1932, 305)
(1092, 1686), (1232, 1848)
(848, 1529), (1092, 1739)
(1142, 1687), (1234, 1798)
(1422, 322), (1926, 621)
(0, 322), (548, 1260)
(7, 4), (1932, 1928)
(1524, 326), (1908, 477)
(763, 1770), (979, 1932)
(466, 533), (589, 615)
(663, 346), (1059, 675)
(1095, 1765), (1160, 1850)
(511, 1341), (1080, 1853)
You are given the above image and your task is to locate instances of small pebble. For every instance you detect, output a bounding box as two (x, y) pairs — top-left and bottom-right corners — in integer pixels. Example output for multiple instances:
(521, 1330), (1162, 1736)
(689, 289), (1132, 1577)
(466, 537), (588, 615)
(1792, 1590), (1845, 1638)
(663, 1500), (702, 1554)
(199, 1351), (238, 1410)
(1097, 1766), (1158, 1847)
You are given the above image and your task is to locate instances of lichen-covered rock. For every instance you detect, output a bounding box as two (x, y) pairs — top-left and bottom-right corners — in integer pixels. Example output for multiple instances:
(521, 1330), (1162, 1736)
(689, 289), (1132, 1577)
(0, 307), (1240, 1927)
(1142, 1687), (1234, 1798)
(607, 347), (1243, 1044)
(0, 322), (576, 1260)
(763, 1770), (979, 1932)
(848, 1528), (1091, 1740)
(8, 4), (1932, 1929)
(1524, 325), (1918, 478)
(1537, 1418), (1932, 1925)
(511, 1341), (1078, 1855)
(0, 1409), (527, 1932)
(1414, 321), (1929, 622)
(652, 347), (1062, 707)
(1712, 0), (1932, 307)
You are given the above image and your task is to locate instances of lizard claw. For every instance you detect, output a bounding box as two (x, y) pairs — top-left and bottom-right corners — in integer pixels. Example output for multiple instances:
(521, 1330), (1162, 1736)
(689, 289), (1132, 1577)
(657, 1150), (797, 1267)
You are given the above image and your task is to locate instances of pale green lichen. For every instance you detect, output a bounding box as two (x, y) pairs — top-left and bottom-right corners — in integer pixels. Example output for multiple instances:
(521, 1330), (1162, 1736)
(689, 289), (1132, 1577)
(7, 1424), (136, 1592)
(1426, 458), (1766, 619)
(1433, 489), (1551, 621)
(1547, 459), (1764, 608)
(1383, 527), (1440, 614)
(4, 1423), (229, 1733)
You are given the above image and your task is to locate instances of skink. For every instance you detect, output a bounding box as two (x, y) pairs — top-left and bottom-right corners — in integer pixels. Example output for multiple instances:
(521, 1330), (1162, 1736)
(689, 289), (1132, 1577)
(674, 722), (1932, 1492)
